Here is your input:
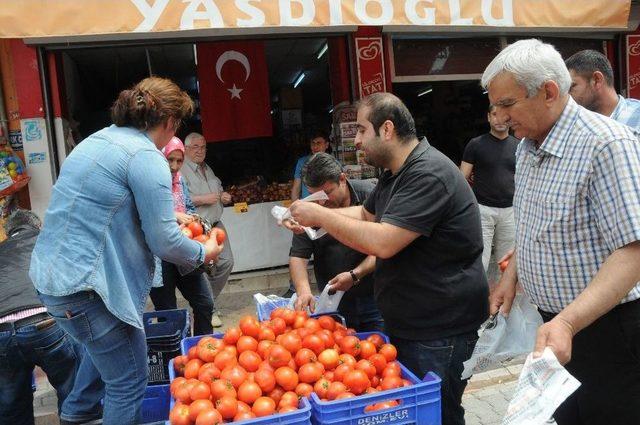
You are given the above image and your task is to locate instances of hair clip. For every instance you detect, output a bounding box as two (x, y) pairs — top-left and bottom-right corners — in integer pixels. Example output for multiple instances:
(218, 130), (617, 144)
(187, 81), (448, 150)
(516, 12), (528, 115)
(135, 94), (145, 105)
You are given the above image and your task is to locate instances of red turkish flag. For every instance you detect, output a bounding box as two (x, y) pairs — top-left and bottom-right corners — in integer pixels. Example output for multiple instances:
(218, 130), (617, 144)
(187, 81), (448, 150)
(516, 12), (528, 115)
(197, 41), (272, 142)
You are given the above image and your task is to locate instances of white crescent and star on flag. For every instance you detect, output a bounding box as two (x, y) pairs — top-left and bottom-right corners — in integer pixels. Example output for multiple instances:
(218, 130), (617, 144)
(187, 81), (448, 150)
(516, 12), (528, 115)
(215, 50), (251, 100)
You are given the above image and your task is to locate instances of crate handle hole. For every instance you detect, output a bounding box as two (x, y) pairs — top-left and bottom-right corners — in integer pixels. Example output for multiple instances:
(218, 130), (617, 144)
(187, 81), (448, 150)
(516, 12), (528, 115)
(363, 398), (402, 413)
(147, 317), (168, 325)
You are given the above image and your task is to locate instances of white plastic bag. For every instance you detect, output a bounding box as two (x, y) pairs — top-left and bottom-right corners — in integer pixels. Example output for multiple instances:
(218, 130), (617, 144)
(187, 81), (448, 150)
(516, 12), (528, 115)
(502, 347), (580, 425)
(315, 284), (345, 314)
(271, 191), (329, 240)
(461, 293), (543, 379)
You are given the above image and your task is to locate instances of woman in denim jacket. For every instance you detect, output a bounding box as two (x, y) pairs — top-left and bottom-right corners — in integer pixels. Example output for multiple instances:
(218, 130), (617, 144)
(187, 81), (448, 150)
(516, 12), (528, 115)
(29, 77), (223, 425)
(149, 136), (215, 336)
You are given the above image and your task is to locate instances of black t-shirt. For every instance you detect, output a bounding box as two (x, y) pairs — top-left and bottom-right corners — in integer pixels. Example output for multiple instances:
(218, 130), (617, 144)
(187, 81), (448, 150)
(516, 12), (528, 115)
(289, 179), (376, 314)
(462, 133), (519, 208)
(363, 139), (488, 341)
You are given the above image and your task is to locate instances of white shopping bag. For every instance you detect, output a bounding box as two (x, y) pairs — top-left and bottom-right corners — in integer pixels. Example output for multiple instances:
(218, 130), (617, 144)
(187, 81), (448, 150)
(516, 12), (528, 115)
(271, 191), (329, 240)
(462, 293), (543, 379)
(315, 284), (345, 314)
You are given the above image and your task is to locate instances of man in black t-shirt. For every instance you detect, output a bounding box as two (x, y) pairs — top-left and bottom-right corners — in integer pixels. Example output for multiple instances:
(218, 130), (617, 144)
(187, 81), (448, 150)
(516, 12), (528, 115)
(289, 153), (383, 332)
(460, 105), (518, 282)
(288, 93), (488, 425)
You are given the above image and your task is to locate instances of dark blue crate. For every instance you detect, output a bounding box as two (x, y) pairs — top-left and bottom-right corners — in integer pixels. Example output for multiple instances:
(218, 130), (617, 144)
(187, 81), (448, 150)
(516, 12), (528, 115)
(309, 365), (441, 425)
(144, 309), (190, 385)
(140, 384), (170, 424)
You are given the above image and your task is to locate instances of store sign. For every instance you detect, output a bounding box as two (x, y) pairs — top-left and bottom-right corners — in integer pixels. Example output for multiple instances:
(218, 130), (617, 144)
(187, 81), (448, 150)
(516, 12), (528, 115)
(0, 0), (631, 38)
(355, 37), (387, 98)
(627, 35), (640, 99)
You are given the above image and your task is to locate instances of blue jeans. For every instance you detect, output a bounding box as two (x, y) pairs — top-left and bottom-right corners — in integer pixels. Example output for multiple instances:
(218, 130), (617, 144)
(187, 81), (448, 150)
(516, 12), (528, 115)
(39, 291), (148, 425)
(391, 331), (478, 425)
(0, 317), (103, 424)
(341, 296), (385, 333)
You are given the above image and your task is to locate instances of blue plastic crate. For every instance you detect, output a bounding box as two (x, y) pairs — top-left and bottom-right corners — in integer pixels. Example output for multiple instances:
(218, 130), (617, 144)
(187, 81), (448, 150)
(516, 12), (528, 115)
(144, 309), (190, 385)
(140, 384), (171, 424)
(309, 365), (441, 425)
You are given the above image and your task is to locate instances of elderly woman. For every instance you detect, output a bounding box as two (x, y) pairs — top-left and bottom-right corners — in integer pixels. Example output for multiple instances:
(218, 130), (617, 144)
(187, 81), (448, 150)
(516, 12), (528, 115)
(29, 77), (222, 424)
(149, 137), (215, 336)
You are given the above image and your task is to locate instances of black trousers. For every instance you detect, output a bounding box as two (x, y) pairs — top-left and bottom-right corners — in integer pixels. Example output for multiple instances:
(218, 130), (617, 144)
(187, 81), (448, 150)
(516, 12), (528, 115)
(150, 261), (214, 336)
(539, 298), (640, 425)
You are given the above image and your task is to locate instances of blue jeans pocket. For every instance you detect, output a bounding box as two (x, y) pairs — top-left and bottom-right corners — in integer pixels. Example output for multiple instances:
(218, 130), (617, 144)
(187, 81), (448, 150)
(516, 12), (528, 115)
(33, 328), (77, 366)
(50, 313), (93, 343)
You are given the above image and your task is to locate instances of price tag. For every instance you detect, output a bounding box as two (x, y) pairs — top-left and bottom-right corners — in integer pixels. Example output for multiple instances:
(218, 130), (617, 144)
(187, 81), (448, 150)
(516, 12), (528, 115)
(281, 199), (293, 208)
(234, 202), (249, 213)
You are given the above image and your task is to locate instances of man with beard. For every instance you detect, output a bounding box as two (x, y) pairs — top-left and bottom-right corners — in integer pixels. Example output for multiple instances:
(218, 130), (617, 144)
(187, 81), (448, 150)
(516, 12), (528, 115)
(287, 92), (488, 425)
(460, 105), (518, 283)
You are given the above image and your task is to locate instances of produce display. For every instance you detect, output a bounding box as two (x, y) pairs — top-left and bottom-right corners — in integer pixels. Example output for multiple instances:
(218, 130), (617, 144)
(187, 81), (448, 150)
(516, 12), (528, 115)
(0, 144), (29, 198)
(226, 180), (292, 205)
(168, 308), (408, 424)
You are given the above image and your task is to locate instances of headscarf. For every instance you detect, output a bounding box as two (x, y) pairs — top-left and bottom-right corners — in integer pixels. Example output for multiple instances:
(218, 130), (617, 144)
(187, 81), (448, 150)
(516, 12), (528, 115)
(162, 137), (187, 213)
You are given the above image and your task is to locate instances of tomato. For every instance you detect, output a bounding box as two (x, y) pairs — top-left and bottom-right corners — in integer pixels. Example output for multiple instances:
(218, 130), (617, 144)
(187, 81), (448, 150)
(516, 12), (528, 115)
(236, 335), (259, 353)
(198, 363), (221, 383)
(313, 377), (331, 399)
(170, 377), (187, 397)
(402, 378), (412, 387)
(252, 367), (276, 393)
(238, 350), (262, 372)
(371, 375), (380, 388)
(169, 403), (191, 425)
(303, 318), (321, 333)
(359, 341), (377, 359)
(279, 405), (298, 413)
(184, 359), (204, 380)
(382, 362), (402, 378)
(222, 327), (242, 345)
(326, 381), (347, 400)
(366, 333), (385, 349)
(215, 395), (238, 420)
(323, 370), (334, 382)
(298, 362), (324, 384)
(236, 401), (251, 414)
(317, 315), (337, 331)
(336, 392), (355, 399)
(318, 348), (340, 370)
(368, 353), (388, 375)
(339, 336), (361, 357)
(197, 339), (225, 363)
(222, 345), (238, 358)
(181, 227), (193, 239)
(366, 386), (379, 394)
(258, 326), (276, 342)
(188, 346), (199, 360)
(293, 314), (307, 329)
(278, 391), (299, 408)
(239, 315), (261, 338)
(195, 408), (223, 425)
(295, 382), (314, 398)
(188, 399), (214, 422)
(233, 411), (256, 421)
(381, 375), (403, 390)
(379, 344), (398, 362)
(267, 387), (285, 405)
(212, 228), (227, 245)
(343, 369), (370, 395)
(213, 350), (237, 370)
(281, 309), (297, 326)
(302, 334), (325, 355)
(316, 329), (335, 349)
(364, 400), (400, 412)
(499, 259), (509, 272)
(355, 359), (377, 380)
(255, 339), (274, 358)
(274, 366), (299, 391)
(188, 221), (204, 237)
(173, 355), (188, 376)
(194, 234), (208, 243)
(252, 396), (277, 417)
(334, 363), (353, 382)
(210, 379), (237, 400)
(268, 344), (292, 368)
(338, 353), (357, 367)
(173, 379), (194, 404)
(189, 381), (212, 400)
(238, 381), (262, 405)
(220, 365), (247, 389)
(294, 348), (317, 367)
(270, 307), (285, 320)
(269, 317), (287, 336)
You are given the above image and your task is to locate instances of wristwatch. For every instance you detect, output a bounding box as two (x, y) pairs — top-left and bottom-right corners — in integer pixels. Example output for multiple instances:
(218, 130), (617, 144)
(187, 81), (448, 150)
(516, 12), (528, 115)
(349, 270), (360, 285)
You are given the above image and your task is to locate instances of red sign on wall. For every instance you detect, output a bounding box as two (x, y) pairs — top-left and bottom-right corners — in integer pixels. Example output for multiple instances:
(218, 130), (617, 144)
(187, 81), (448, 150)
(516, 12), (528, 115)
(626, 35), (640, 99)
(355, 37), (387, 99)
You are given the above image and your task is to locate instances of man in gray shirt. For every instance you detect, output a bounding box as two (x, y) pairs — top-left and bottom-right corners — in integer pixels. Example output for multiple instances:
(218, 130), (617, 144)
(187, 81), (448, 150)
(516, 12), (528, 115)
(181, 132), (234, 326)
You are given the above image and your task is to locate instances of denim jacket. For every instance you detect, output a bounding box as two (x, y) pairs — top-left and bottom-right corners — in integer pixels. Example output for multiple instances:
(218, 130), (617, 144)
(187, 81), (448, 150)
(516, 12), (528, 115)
(29, 125), (205, 329)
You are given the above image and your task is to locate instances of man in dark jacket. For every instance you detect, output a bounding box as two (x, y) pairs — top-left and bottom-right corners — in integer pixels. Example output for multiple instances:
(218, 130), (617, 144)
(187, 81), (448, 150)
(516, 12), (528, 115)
(0, 210), (103, 425)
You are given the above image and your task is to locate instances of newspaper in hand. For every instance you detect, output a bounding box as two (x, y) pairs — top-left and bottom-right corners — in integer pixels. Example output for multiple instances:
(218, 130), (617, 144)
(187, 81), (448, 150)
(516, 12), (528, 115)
(502, 347), (580, 425)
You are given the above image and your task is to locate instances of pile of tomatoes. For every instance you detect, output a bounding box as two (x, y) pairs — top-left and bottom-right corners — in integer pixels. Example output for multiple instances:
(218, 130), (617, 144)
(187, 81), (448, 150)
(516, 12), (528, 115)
(180, 220), (226, 245)
(168, 308), (407, 424)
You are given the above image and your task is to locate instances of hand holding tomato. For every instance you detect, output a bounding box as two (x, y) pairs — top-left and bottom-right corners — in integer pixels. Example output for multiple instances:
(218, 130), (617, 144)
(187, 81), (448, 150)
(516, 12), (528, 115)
(203, 236), (223, 264)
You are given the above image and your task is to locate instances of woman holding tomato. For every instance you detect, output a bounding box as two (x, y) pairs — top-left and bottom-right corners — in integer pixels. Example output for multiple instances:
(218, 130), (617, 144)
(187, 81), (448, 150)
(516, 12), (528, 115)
(149, 136), (217, 335)
(29, 77), (223, 425)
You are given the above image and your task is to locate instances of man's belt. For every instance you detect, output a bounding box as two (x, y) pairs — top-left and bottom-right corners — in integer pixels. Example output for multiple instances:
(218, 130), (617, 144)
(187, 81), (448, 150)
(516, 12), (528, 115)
(0, 312), (55, 332)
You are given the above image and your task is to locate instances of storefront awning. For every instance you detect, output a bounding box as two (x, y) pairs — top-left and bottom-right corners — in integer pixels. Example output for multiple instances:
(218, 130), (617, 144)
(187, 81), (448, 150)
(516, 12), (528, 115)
(0, 0), (632, 39)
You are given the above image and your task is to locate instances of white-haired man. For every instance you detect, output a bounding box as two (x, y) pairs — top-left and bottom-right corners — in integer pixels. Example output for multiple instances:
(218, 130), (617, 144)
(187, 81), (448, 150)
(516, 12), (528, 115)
(485, 39), (640, 425)
(181, 132), (234, 327)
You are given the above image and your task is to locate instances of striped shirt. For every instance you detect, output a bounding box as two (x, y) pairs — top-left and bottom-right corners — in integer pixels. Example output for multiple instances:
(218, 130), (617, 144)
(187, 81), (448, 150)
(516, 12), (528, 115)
(514, 97), (640, 313)
(610, 94), (640, 130)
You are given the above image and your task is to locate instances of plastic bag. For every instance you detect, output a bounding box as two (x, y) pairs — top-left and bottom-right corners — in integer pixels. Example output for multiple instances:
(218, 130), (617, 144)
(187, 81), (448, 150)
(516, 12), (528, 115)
(503, 347), (580, 425)
(271, 191), (329, 240)
(461, 293), (543, 379)
(0, 144), (29, 198)
(315, 284), (345, 314)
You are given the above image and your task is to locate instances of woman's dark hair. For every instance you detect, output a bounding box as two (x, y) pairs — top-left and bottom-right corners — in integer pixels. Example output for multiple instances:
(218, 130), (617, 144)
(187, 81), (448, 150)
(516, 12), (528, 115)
(111, 77), (194, 131)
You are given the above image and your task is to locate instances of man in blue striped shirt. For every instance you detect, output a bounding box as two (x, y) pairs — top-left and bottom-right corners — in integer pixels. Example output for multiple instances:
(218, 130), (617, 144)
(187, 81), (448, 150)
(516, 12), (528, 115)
(484, 39), (640, 425)
(566, 49), (640, 130)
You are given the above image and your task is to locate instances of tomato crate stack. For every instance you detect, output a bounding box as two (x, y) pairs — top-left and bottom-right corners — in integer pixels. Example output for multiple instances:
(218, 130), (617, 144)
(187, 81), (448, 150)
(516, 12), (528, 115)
(144, 309), (190, 385)
(140, 384), (172, 424)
